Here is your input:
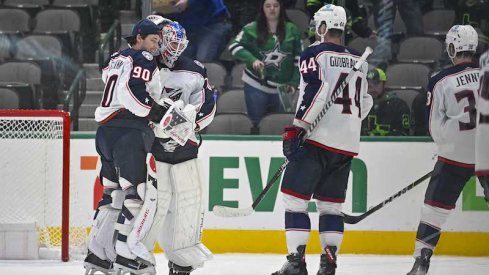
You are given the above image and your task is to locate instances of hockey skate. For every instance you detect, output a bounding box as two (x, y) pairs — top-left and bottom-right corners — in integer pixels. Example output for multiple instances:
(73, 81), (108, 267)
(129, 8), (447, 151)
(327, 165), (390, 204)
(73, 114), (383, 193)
(317, 246), (337, 275)
(271, 245), (307, 275)
(113, 255), (156, 275)
(407, 248), (433, 275)
(83, 250), (113, 275)
(168, 261), (193, 274)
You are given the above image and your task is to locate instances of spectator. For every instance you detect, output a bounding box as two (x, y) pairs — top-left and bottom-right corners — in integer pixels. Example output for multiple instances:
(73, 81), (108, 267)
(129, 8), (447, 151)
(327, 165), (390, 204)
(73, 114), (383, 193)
(157, 0), (232, 62)
(452, 0), (489, 51)
(362, 68), (411, 136)
(370, 0), (424, 69)
(411, 89), (429, 136)
(229, 0), (302, 127)
(226, 0), (261, 35)
(306, 0), (375, 43)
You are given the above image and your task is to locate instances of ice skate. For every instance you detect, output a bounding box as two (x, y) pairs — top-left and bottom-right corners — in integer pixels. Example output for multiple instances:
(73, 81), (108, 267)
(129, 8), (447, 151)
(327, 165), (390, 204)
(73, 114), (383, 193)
(407, 248), (433, 275)
(83, 250), (113, 275)
(271, 245), (307, 275)
(168, 261), (193, 274)
(317, 246), (337, 275)
(113, 255), (156, 275)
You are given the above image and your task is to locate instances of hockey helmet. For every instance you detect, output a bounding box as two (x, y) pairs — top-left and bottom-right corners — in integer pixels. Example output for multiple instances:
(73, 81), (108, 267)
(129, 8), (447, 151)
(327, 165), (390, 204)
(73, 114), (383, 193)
(445, 25), (478, 59)
(313, 4), (346, 38)
(158, 21), (188, 67)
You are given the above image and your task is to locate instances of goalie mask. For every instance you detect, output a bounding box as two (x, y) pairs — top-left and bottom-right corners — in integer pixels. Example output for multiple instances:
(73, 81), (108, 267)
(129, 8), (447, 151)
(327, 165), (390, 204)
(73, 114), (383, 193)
(158, 21), (189, 68)
(445, 25), (478, 61)
(312, 4), (346, 41)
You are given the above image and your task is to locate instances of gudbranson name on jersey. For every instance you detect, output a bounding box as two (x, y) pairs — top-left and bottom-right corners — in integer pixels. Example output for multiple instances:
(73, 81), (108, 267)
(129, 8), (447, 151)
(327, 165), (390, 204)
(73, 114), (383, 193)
(329, 56), (365, 73)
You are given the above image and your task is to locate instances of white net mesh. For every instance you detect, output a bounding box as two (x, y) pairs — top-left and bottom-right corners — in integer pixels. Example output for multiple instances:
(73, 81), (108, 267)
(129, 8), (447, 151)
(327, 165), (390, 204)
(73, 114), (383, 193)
(0, 113), (86, 260)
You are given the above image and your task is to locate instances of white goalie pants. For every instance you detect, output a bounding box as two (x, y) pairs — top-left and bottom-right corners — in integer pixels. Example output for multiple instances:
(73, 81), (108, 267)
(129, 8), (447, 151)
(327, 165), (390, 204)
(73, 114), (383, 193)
(143, 158), (212, 269)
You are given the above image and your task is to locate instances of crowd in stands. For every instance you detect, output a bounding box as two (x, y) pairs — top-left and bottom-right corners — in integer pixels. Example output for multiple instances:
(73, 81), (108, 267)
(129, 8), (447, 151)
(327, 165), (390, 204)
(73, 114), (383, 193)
(0, 0), (488, 136)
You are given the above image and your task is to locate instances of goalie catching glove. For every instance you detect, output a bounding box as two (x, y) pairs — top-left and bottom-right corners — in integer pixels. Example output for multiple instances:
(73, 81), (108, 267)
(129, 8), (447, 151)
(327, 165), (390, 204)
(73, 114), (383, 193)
(151, 98), (197, 146)
(283, 126), (306, 161)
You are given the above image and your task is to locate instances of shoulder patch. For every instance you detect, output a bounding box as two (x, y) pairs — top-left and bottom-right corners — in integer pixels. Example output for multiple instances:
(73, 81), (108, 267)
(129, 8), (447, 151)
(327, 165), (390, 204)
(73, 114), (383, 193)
(142, 51), (154, 61)
(193, 60), (204, 69)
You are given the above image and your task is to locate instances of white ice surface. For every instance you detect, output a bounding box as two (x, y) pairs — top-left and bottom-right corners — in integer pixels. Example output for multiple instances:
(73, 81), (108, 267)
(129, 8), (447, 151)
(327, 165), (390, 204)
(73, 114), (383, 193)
(0, 254), (488, 275)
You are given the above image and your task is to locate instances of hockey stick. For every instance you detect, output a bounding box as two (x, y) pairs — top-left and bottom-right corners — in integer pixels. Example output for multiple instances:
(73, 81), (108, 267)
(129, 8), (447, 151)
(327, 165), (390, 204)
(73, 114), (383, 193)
(213, 47), (373, 218)
(342, 171), (432, 224)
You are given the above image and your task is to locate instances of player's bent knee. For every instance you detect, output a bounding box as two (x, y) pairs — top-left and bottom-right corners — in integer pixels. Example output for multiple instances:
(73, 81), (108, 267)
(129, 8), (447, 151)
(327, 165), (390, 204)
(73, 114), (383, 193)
(283, 193), (309, 212)
(165, 243), (213, 269)
(420, 204), (450, 228)
(316, 200), (342, 216)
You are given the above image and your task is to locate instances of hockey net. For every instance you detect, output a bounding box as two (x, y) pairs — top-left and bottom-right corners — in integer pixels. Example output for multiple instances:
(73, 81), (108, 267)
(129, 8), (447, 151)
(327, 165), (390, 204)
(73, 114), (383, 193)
(0, 110), (86, 261)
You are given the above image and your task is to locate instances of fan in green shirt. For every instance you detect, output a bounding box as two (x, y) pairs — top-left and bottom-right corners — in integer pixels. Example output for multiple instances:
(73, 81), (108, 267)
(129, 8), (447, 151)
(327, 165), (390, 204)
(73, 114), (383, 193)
(228, 0), (302, 127)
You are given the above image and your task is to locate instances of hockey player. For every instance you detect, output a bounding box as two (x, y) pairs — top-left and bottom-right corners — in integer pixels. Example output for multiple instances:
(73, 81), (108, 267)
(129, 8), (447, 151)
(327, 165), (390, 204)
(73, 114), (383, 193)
(141, 15), (216, 275)
(273, 5), (372, 275)
(83, 19), (166, 275)
(406, 25), (480, 275)
(476, 50), (489, 204)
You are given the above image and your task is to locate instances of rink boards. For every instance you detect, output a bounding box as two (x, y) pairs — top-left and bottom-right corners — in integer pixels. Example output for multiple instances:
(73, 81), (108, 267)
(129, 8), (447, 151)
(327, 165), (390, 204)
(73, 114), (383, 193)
(69, 134), (489, 256)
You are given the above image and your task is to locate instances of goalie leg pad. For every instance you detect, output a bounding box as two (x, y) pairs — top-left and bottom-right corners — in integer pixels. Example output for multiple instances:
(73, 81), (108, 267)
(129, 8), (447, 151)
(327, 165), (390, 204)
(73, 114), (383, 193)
(166, 243), (213, 269)
(142, 161), (173, 251)
(159, 159), (211, 267)
(115, 154), (158, 265)
(87, 177), (124, 262)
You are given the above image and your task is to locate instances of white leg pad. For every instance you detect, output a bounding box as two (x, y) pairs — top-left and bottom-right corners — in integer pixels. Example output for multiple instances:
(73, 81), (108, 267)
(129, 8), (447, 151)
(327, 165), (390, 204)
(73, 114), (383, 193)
(142, 162), (173, 251)
(115, 154), (158, 265)
(165, 243), (213, 269)
(87, 174), (124, 262)
(126, 154), (158, 264)
(158, 159), (211, 267)
(88, 205), (119, 261)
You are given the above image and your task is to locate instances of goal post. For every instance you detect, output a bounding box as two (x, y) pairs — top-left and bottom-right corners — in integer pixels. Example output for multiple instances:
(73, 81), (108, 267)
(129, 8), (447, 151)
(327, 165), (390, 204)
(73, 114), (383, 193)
(0, 110), (77, 262)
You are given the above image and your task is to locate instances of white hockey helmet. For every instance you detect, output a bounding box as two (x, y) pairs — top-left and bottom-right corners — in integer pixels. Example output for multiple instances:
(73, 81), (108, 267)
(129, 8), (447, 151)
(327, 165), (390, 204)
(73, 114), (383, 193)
(445, 25), (478, 59)
(313, 4), (346, 38)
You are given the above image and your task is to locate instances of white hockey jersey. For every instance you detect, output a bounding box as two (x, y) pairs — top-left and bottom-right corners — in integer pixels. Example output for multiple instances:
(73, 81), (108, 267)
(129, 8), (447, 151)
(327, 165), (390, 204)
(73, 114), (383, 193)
(151, 56), (216, 164)
(293, 42), (372, 156)
(95, 48), (162, 122)
(476, 51), (489, 175)
(428, 63), (479, 166)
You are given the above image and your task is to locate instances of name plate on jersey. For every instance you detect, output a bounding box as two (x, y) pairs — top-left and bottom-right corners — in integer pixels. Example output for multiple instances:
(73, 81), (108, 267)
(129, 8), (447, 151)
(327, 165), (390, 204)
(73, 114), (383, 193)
(160, 105), (194, 146)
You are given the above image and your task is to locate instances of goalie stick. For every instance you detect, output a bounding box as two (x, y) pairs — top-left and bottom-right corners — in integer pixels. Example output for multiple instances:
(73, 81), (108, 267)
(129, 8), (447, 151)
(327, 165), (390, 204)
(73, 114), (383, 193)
(342, 171), (432, 224)
(213, 47), (373, 218)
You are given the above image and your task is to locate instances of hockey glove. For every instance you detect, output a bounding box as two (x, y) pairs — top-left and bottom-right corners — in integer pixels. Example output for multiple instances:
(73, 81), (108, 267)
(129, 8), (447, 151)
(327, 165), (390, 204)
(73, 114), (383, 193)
(478, 175), (489, 204)
(147, 98), (173, 123)
(283, 126), (306, 161)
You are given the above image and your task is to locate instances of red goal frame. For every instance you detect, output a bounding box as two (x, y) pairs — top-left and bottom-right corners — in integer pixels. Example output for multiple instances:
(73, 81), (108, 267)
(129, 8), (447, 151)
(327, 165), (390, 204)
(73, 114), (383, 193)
(0, 110), (71, 261)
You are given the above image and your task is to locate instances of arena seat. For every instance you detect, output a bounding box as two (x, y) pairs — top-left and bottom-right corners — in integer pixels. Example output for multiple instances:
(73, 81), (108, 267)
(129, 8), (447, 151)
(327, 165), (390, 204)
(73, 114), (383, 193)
(216, 89), (246, 114)
(258, 113), (294, 135)
(0, 88), (20, 109)
(205, 113), (253, 135)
